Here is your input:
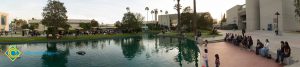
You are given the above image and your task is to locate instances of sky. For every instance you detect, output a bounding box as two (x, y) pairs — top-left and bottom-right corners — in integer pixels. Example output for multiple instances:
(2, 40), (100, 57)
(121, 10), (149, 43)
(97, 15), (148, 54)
(0, 0), (245, 24)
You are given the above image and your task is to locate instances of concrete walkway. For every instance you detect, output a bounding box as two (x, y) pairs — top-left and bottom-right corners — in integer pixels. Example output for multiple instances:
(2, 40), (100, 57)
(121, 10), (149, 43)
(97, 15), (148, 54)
(201, 30), (300, 67)
(203, 42), (282, 67)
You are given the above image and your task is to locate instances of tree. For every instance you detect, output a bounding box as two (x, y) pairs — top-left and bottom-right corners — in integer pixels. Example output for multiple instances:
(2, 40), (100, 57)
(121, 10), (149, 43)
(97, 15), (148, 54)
(114, 21), (122, 28)
(119, 11), (143, 33)
(165, 11), (169, 15)
(179, 6), (193, 32)
(220, 14), (227, 27)
(21, 24), (29, 29)
(29, 23), (39, 30)
(151, 10), (154, 21)
(11, 19), (27, 31)
(126, 7), (130, 12)
(154, 9), (158, 21)
(145, 7), (150, 23)
(295, 0), (300, 17)
(79, 23), (92, 30)
(42, 0), (69, 38)
(197, 12), (214, 30)
(90, 19), (99, 27)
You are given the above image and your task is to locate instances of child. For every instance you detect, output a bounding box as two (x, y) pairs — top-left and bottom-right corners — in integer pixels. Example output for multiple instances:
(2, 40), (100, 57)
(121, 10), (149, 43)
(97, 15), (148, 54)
(204, 40), (208, 48)
(215, 54), (220, 67)
(203, 49), (209, 67)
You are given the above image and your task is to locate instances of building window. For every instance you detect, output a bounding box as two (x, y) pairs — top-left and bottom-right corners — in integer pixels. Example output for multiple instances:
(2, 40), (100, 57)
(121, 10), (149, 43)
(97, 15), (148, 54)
(1, 16), (6, 25)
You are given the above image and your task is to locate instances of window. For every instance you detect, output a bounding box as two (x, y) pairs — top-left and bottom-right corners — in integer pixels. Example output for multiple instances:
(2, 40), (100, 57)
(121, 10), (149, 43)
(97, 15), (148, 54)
(1, 16), (6, 25)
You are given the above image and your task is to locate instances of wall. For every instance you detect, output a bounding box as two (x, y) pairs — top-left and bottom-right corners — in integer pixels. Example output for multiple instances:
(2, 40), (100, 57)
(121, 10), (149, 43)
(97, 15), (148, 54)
(226, 5), (241, 25)
(259, 0), (283, 31)
(282, 0), (300, 31)
(0, 12), (9, 31)
(246, 0), (260, 31)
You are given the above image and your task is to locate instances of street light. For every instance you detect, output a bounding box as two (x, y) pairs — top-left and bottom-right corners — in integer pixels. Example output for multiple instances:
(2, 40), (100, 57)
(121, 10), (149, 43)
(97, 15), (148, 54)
(275, 12), (280, 35)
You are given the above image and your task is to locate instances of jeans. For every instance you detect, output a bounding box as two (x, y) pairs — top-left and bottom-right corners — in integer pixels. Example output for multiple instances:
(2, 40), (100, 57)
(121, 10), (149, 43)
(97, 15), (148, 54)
(205, 60), (209, 67)
(276, 49), (284, 62)
(260, 48), (269, 57)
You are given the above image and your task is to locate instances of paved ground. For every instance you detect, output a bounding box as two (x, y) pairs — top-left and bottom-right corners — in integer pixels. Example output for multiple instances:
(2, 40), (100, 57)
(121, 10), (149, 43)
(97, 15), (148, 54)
(202, 30), (300, 67)
(202, 42), (282, 67)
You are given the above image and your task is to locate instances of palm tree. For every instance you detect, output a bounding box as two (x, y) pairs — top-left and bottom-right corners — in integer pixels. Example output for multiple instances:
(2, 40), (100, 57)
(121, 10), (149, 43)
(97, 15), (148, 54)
(126, 7), (130, 12)
(165, 11), (169, 15)
(145, 7), (149, 22)
(154, 9), (158, 21)
(151, 10), (154, 21)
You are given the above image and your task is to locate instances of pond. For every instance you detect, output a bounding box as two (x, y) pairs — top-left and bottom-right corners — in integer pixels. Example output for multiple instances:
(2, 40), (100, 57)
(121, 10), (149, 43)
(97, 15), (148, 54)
(0, 34), (201, 67)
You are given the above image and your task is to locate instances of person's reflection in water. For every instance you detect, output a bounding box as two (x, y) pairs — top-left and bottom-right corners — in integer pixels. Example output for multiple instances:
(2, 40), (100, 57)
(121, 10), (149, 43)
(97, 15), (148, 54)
(42, 43), (70, 67)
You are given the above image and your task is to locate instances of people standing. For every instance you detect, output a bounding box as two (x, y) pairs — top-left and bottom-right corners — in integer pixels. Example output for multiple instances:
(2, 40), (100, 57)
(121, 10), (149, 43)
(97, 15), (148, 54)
(215, 54), (220, 67)
(242, 29), (246, 36)
(203, 49), (209, 67)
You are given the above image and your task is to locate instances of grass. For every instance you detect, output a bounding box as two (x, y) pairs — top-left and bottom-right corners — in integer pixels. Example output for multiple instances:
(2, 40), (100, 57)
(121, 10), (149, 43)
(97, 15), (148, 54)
(0, 33), (142, 43)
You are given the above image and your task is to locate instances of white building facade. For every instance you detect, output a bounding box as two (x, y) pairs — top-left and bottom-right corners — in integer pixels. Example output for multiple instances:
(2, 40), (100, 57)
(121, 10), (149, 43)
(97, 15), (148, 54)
(0, 12), (9, 31)
(245, 0), (300, 32)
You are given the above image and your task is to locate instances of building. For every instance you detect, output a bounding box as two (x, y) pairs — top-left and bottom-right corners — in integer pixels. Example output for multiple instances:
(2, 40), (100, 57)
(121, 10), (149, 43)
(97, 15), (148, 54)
(158, 13), (208, 28)
(227, 0), (300, 32)
(226, 5), (246, 29)
(158, 14), (178, 27)
(28, 19), (92, 31)
(0, 12), (9, 31)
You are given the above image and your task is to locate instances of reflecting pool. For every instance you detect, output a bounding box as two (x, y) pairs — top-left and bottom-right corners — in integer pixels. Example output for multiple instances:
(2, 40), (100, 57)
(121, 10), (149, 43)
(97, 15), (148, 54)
(0, 35), (201, 67)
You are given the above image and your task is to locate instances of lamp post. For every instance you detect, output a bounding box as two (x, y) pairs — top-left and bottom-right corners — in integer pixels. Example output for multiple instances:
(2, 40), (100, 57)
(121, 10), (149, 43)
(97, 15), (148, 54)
(275, 12), (280, 35)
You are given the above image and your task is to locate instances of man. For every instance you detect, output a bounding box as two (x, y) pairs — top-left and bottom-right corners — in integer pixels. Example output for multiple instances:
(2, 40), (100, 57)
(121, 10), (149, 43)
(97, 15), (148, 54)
(256, 39), (264, 55)
(242, 29), (246, 36)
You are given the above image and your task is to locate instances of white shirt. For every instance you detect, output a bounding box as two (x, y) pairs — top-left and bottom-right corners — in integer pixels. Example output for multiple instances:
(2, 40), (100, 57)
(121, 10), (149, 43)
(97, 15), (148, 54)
(203, 53), (208, 60)
(265, 42), (270, 49)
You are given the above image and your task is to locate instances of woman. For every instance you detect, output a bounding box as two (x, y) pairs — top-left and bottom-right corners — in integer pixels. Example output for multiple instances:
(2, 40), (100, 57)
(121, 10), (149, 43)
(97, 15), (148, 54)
(276, 41), (286, 63)
(248, 36), (253, 49)
(256, 39), (264, 55)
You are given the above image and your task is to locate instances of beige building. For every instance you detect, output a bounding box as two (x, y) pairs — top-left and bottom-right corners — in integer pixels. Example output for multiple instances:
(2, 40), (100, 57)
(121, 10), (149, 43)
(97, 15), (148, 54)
(28, 19), (92, 31)
(158, 14), (178, 27)
(158, 13), (208, 28)
(0, 12), (9, 31)
(226, 5), (246, 29)
(245, 0), (300, 32)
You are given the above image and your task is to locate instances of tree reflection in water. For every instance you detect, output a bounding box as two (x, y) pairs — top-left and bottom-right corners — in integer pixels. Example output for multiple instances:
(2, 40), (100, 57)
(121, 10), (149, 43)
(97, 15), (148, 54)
(175, 38), (200, 67)
(121, 37), (144, 60)
(42, 43), (70, 67)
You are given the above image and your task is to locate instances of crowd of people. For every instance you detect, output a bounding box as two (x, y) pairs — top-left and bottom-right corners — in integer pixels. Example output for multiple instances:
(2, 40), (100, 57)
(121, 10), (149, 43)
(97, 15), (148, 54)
(224, 33), (292, 64)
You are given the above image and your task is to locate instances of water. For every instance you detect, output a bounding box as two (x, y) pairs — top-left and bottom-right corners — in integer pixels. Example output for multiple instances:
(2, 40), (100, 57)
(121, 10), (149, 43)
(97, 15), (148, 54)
(0, 35), (201, 67)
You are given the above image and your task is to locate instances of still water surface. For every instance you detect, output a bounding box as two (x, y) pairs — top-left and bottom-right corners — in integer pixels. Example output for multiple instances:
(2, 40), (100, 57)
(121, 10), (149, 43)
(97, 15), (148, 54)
(0, 35), (201, 67)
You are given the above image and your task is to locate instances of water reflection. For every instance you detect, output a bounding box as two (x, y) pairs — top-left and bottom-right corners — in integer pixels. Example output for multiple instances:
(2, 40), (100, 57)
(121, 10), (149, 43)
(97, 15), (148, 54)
(0, 35), (201, 67)
(42, 43), (70, 67)
(120, 37), (144, 60)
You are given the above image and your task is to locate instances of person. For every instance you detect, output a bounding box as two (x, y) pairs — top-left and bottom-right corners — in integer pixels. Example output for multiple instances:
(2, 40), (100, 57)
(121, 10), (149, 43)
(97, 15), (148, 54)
(248, 36), (253, 49)
(276, 41), (285, 63)
(204, 40), (208, 48)
(242, 29), (246, 36)
(215, 54), (220, 67)
(260, 39), (270, 57)
(203, 49), (209, 67)
(196, 31), (202, 45)
(276, 41), (291, 63)
(256, 39), (264, 55)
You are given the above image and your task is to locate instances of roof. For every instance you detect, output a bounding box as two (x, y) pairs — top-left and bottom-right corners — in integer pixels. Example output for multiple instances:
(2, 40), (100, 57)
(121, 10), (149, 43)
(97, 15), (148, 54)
(28, 19), (92, 24)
